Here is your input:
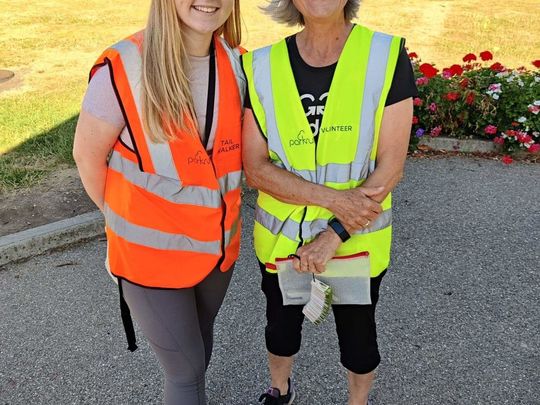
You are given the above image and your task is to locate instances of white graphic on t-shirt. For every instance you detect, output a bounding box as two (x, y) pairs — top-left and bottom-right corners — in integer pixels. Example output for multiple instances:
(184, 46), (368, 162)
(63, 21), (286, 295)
(300, 92), (328, 136)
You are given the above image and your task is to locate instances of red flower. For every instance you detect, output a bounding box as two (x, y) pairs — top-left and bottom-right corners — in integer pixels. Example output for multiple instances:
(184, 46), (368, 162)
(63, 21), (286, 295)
(463, 53), (477, 63)
(505, 130), (518, 137)
(490, 62), (505, 72)
(528, 144), (540, 153)
(517, 133), (533, 144)
(449, 64), (464, 76)
(459, 78), (470, 88)
(511, 122), (520, 127)
(501, 155), (513, 165)
(413, 97), (423, 107)
(493, 137), (505, 145)
(419, 63), (439, 78)
(484, 125), (497, 135)
(532, 60), (540, 69)
(480, 51), (493, 61)
(444, 92), (461, 101)
(412, 116), (419, 125)
(465, 92), (475, 105)
(408, 52), (418, 59)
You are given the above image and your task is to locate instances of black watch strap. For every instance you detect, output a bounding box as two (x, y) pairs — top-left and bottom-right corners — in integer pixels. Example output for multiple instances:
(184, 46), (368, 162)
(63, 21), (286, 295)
(328, 217), (351, 242)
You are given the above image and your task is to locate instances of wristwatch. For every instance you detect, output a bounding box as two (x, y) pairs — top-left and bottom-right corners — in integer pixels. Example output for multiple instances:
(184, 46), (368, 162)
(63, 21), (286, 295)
(328, 217), (351, 242)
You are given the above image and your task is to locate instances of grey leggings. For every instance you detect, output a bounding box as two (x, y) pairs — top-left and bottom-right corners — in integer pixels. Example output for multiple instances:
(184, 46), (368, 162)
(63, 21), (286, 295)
(121, 265), (234, 405)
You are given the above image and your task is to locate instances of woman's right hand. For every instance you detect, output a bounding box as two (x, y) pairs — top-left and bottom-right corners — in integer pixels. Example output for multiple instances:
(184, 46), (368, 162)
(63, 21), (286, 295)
(326, 186), (384, 232)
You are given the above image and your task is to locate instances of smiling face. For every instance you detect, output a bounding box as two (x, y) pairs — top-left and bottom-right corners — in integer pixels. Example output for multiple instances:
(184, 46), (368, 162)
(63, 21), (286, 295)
(292, 0), (348, 24)
(175, 0), (234, 38)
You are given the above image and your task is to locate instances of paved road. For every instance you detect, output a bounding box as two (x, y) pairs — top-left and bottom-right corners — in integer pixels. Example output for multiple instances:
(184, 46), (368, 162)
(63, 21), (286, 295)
(1, 157), (539, 405)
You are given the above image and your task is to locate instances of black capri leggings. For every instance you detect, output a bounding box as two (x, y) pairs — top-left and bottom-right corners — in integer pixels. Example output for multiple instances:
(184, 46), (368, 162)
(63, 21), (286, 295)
(121, 265), (234, 405)
(259, 262), (385, 375)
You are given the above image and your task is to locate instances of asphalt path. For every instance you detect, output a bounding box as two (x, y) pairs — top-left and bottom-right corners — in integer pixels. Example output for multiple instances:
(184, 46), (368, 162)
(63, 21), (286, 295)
(1, 157), (539, 405)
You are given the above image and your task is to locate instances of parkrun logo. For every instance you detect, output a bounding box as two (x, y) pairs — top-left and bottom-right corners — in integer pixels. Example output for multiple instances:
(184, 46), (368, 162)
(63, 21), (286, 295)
(289, 130), (315, 147)
(188, 151), (211, 165)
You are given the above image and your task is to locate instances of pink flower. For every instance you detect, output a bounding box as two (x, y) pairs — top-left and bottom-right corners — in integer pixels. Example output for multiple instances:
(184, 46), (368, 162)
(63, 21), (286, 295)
(528, 144), (540, 153)
(413, 97), (423, 107)
(528, 105), (540, 115)
(501, 155), (513, 165)
(430, 126), (442, 137)
(442, 69), (453, 79)
(416, 77), (430, 86)
(412, 116), (419, 125)
(428, 103), (437, 112)
(493, 137), (505, 145)
(484, 125), (498, 135)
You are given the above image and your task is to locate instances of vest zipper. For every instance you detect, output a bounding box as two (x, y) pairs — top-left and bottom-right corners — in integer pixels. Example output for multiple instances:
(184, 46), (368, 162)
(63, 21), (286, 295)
(296, 206), (308, 251)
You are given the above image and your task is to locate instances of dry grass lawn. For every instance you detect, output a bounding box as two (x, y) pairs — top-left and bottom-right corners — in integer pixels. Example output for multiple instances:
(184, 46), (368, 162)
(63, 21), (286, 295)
(0, 0), (538, 189)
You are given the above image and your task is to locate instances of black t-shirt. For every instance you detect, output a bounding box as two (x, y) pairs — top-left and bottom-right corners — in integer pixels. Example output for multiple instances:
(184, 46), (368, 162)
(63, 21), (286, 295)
(246, 33), (418, 140)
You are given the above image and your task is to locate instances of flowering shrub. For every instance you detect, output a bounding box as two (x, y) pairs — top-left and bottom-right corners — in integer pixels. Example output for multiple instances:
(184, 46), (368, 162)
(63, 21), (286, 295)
(409, 51), (540, 154)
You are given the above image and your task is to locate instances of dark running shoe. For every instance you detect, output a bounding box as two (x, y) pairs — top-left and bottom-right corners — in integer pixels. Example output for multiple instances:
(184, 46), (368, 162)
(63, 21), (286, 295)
(258, 378), (296, 404)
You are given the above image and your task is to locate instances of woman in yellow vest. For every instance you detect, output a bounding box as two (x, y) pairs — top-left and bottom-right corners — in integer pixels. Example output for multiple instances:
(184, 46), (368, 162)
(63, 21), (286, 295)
(73, 1), (244, 403)
(242, 1), (416, 404)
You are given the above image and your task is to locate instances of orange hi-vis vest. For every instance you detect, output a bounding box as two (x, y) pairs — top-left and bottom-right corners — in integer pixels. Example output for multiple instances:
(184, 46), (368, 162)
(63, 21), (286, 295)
(90, 32), (245, 289)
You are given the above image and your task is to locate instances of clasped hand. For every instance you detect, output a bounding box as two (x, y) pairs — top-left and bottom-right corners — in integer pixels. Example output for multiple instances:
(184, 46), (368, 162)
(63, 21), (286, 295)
(328, 186), (384, 232)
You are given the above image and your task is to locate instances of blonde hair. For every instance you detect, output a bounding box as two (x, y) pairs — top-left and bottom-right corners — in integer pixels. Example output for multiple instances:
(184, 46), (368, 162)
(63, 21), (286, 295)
(262, 0), (360, 26)
(142, 0), (241, 143)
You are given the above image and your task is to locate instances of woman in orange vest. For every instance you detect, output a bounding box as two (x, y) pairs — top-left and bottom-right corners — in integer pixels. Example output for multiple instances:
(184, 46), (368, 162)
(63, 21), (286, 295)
(73, 1), (244, 403)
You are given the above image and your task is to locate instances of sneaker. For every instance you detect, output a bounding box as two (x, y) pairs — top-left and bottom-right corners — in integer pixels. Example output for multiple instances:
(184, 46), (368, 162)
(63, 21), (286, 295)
(258, 378), (296, 404)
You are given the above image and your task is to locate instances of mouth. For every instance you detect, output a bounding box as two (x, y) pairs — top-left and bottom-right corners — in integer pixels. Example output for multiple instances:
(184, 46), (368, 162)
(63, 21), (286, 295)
(192, 5), (219, 14)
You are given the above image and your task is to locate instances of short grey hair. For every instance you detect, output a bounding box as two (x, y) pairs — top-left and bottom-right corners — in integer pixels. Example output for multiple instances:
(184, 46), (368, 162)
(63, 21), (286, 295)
(261, 0), (361, 26)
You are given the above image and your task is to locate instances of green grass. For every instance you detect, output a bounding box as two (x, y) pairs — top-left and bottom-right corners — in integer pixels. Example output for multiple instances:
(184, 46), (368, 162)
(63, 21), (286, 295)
(1, 0), (538, 192)
(0, 91), (79, 190)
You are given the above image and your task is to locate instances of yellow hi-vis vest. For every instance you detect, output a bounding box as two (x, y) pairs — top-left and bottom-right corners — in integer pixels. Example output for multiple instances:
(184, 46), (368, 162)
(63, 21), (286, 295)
(242, 25), (402, 276)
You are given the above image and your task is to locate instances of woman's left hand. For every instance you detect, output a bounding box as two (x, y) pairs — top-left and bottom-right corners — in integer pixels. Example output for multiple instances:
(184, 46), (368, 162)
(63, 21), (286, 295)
(293, 230), (342, 274)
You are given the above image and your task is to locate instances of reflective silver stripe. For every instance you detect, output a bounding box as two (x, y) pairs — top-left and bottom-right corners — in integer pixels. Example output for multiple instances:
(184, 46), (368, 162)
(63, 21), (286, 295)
(317, 162), (369, 185)
(110, 40), (180, 180)
(352, 209), (392, 235)
(108, 151), (222, 208)
(251, 46), (292, 170)
(255, 205), (299, 241)
(218, 170), (242, 195)
(256, 203), (392, 241)
(356, 32), (393, 175)
(224, 216), (241, 247)
(274, 162), (368, 185)
(218, 37), (247, 111)
(104, 203), (221, 253)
